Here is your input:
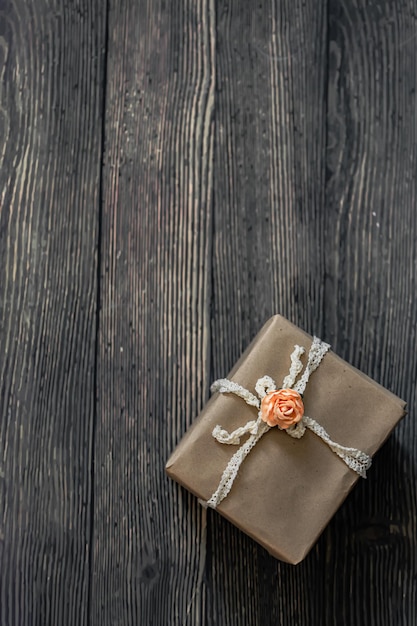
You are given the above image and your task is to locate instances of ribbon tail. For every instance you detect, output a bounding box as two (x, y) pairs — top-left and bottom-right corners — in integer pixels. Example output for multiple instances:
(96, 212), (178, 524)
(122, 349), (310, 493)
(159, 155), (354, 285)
(207, 419), (270, 508)
(331, 446), (372, 479)
(303, 415), (372, 478)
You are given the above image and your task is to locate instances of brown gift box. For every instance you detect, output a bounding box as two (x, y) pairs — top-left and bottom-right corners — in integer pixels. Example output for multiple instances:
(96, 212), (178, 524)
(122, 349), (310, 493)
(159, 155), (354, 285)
(166, 315), (406, 564)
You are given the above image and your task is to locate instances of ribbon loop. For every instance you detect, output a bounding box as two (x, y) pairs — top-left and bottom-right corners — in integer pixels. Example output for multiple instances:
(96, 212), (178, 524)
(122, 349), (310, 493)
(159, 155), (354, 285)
(212, 420), (259, 445)
(255, 375), (276, 399)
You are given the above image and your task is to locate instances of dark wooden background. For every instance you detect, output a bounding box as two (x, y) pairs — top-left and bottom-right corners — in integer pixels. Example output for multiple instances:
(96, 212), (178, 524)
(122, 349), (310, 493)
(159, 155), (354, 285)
(1, 0), (416, 624)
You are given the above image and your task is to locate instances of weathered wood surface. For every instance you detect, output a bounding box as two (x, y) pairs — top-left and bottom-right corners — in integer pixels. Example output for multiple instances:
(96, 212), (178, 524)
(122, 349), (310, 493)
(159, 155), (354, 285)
(92, 1), (214, 624)
(324, 2), (417, 623)
(1, 0), (416, 624)
(0, 1), (106, 625)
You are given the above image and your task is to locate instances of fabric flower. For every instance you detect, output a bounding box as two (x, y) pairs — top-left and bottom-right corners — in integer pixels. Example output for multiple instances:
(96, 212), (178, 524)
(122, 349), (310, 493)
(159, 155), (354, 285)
(260, 388), (304, 429)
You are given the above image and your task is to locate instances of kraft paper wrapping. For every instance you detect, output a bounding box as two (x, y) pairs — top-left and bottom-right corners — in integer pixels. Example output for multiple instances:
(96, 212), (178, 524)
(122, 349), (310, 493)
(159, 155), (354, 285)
(166, 315), (407, 564)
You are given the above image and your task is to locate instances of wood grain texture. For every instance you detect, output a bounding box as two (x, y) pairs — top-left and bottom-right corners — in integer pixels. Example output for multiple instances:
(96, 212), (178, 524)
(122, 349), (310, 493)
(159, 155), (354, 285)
(2, 0), (417, 624)
(324, 2), (417, 624)
(92, 1), (215, 624)
(210, 2), (328, 625)
(0, 1), (106, 625)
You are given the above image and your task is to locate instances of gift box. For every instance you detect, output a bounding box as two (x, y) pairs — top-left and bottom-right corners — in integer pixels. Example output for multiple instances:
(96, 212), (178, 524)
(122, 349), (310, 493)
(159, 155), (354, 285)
(166, 315), (406, 564)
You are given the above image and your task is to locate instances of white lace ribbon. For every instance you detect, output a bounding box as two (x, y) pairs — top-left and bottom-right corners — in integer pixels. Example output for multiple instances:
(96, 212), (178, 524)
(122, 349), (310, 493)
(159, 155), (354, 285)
(206, 337), (372, 509)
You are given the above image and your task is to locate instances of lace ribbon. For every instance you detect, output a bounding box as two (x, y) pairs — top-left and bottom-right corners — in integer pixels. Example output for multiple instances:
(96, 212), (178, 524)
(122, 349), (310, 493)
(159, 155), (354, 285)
(206, 337), (372, 509)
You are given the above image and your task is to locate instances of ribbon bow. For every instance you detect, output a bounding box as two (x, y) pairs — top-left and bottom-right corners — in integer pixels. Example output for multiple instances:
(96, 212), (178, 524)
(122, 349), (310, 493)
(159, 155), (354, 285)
(206, 337), (372, 509)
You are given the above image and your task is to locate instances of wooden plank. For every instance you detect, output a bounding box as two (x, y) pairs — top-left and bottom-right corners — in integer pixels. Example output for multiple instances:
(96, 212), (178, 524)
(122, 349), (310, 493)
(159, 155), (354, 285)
(324, 1), (417, 624)
(210, 1), (328, 624)
(92, 1), (215, 624)
(0, 2), (106, 625)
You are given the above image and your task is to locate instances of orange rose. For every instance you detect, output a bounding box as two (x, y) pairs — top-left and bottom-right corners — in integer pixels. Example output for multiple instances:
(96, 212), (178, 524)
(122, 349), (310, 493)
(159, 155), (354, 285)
(260, 388), (304, 429)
